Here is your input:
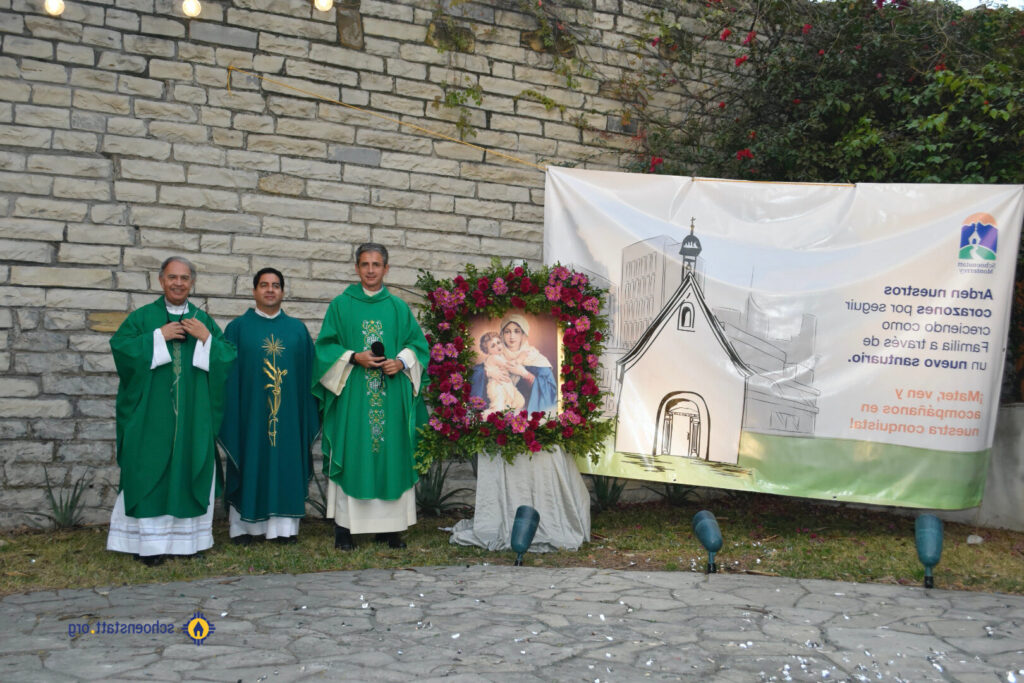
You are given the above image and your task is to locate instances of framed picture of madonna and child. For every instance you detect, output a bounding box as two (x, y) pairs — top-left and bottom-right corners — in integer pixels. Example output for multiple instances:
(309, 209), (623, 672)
(467, 312), (561, 418)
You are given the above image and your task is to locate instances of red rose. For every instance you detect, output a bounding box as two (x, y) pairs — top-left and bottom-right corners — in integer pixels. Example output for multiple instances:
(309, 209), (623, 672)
(480, 426), (491, 437)
(519, 278), (531, 293)
(510, 296), (526, 308)
(513, 266), (525, 277)
(496, 434), (508, 446)
(476, 277), (489, 290)
(527, 441), (542, 453)
(562, 426), (574, 438)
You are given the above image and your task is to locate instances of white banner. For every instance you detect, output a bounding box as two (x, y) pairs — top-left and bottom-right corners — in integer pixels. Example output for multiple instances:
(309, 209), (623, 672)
(545, 168), (1024, 508)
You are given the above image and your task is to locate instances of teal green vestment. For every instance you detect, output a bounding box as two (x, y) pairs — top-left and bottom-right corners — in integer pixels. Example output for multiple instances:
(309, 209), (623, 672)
(313, 285), (429, 500)
(110, 297), (236, 519)
(218, 310), (320, 522)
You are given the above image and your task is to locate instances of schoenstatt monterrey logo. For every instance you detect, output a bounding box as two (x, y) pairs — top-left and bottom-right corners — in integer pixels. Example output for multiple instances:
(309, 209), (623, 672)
(958, 213), (997, 275)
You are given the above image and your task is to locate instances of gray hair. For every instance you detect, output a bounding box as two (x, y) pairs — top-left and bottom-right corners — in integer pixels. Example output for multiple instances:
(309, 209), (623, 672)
(160, 256), (196, 280)
(355, 242), (389, 266)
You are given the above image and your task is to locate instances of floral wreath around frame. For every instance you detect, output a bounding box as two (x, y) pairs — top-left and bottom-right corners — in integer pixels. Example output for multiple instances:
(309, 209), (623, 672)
(415, 259), (613, 471)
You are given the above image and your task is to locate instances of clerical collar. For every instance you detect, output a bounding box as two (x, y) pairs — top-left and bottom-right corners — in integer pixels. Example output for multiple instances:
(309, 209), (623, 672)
(362, 286), (383, 297)
(164, 299), (189, 315)
(255, 308), (281, 319)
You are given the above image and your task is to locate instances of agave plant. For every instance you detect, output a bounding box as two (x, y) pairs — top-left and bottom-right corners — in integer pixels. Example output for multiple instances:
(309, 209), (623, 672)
(415, 460), (472, 517)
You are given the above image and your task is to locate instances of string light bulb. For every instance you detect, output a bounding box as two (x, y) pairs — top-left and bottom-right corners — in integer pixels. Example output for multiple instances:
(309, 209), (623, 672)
(313, 0), (334, 10)
(44, 0), (65, 16)
(182, 0), (201, 17)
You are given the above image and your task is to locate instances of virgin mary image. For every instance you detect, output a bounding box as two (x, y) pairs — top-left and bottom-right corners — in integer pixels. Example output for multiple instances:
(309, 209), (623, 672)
(471, 313), (558, 414)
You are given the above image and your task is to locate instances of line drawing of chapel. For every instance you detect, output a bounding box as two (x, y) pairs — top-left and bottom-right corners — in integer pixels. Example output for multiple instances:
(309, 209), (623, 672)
(609, 221), (821, 465)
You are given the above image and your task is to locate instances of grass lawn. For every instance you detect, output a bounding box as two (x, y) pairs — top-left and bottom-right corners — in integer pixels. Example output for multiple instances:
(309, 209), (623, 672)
(2, 492), (1022, 597)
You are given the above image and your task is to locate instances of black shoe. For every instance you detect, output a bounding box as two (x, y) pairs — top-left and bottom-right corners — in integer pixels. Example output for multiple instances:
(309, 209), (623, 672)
(375, 532), (407, 549)
(273, 536), (297, 545)
(231, 534), (253, 546)
(136, 554), (166, 567)
(334, 525), (354, 551)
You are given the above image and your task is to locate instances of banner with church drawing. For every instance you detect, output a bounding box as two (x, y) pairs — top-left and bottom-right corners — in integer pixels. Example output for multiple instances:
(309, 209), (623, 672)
(545, 167), (1024, 509)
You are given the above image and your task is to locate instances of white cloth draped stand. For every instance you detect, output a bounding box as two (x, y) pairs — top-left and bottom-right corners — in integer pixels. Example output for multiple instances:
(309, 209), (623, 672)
(449, 445), (591, 552)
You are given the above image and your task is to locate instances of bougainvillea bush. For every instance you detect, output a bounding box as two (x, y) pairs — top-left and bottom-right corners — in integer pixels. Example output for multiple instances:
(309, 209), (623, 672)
(415, 260), (614, 471)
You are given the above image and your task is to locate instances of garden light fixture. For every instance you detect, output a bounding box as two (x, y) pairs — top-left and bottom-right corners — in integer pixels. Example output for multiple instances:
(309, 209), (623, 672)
(692, 510), (723, 573)
(510, 505), (539, 566)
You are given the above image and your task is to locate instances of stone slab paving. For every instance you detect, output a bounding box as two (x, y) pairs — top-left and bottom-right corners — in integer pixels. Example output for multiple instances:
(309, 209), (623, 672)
(1, 566), (1023, 682)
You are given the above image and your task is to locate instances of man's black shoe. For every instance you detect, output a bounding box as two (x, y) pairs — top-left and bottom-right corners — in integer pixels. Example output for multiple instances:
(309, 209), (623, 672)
(375, 532), (406, 549)
(334, 524), (354, 551)
(231, 534), (253, 546)
(273, 536), (297, 545)
(136, 554), (166, 567)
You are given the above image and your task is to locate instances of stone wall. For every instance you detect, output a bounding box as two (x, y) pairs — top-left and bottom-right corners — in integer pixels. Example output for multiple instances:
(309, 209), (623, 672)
(0, 0), (650, 527)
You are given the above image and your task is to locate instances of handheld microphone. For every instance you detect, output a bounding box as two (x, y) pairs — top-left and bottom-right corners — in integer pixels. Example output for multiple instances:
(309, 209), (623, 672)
(370, 341), (386, 358)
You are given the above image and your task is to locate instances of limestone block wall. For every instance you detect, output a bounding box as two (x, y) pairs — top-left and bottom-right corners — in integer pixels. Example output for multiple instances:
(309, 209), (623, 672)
(0, 0), (651, 527)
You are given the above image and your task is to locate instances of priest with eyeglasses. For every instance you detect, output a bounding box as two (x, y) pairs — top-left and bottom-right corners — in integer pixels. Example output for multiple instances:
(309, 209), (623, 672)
(106, 256), (236, 565)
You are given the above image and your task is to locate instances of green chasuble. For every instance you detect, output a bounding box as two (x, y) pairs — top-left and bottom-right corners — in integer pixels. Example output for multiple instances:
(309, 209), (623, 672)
(313, 285), (429, 500)
(218, 310), (320, 522)
(110, 297), (236, 519)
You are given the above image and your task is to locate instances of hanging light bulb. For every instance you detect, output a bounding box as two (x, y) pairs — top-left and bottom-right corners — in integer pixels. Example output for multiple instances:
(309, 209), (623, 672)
(313, 0), (334, 10)
(44, 0), (65, 16)
(181, 0), (201, 17)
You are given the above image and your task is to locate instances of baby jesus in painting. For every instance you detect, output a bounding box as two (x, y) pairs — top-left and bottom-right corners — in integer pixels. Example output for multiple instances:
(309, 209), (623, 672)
(479, 331), (525, 417)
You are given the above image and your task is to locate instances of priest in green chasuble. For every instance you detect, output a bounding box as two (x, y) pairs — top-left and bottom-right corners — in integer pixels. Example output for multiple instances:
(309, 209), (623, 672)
(313, 243), (429, 550)
(107, 256), (236, 565)
(218, 267), (319, 544)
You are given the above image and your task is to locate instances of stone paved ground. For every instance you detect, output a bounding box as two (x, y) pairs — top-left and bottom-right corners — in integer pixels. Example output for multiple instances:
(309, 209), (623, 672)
(1, 566), (1023, 682)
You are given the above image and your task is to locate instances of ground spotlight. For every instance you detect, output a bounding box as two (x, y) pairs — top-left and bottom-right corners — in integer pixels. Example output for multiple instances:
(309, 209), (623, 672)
(692, 510), (723, 574)
(914, 513), (943, 589)
(510, 505), (539, 567)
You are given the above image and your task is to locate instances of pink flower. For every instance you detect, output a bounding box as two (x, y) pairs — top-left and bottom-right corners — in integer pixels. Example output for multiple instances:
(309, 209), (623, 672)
(720, 28), (732, 40)
(734, 54), (749, 66)
(429, 416), (444, 431)
(550, 266), (570, 282)
(492, 277), (508, 295)
(648, 156), (664, 173)
(736, 148), (754, 160)
(444, 342), (457, 357)
(439, 392), (458, 406)
(509, 413), (529, 434)
(438, 322), (450, 331)
(587, 354), (599, 368)
(574, 316), (591, 332)
(545, 284), (562, 301)
(651, 37), (660, 46)
(742, 30), (756, 45)
(450, 372), (464, 388)
(469, 396), (487, 410)
(802, 23), (812, 34)
(430, 344), (446, 362)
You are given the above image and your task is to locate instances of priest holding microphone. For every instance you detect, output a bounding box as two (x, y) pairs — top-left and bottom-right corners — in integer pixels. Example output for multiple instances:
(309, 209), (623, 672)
(313, 243), (429, 550)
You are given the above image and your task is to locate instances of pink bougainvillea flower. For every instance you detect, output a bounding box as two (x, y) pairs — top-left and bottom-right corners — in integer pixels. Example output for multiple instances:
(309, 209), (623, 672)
(792, 98), (801, 104)
(802, 23), (812, 34)
(742, 30), (756, 45)
(817, 49), (825, 56)
(720, 28), (732, 40)
(648, 156), (664, 173)
(734, 54), (749, 66)
(718, 101), (726, 109)
(651, 37), (660, 46)
(735, 148), (754, 160)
